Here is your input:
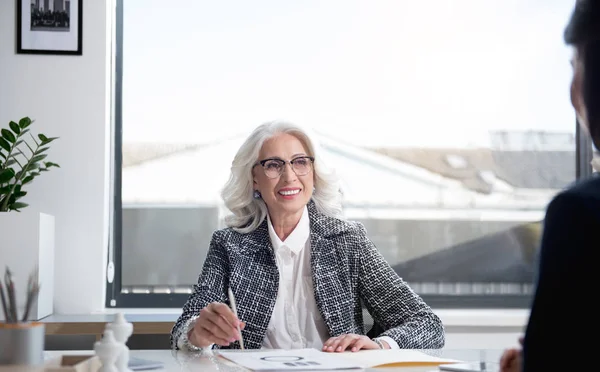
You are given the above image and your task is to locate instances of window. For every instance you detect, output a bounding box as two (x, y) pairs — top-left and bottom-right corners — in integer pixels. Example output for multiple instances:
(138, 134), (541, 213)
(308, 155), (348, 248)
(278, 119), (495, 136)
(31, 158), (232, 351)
(107, 0), (588, 308)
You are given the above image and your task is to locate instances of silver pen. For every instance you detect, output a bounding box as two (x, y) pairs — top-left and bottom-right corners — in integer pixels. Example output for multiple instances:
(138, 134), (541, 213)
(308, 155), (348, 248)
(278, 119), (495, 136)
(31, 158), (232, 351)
(227, 287), (245, 350)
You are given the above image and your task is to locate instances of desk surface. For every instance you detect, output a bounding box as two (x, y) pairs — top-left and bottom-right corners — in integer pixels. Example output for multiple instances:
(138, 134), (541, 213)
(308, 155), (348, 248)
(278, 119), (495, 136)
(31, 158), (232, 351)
(44, 349), (503, 372)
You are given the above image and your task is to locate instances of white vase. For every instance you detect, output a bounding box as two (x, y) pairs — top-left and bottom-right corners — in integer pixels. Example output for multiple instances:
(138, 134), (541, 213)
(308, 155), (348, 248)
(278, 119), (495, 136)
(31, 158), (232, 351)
(0, 211), (55, 320)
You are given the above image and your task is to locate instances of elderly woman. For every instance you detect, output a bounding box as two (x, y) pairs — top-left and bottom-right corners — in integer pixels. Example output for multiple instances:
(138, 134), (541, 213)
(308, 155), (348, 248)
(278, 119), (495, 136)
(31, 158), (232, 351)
(170, 121), (444, 352)
(500, 1), (600, 371)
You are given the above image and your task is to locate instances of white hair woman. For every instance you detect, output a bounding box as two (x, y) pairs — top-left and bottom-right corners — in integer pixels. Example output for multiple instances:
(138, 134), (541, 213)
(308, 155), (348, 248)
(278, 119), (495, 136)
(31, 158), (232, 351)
(221, 121), (343, 234)
(170, 121), (444, 352)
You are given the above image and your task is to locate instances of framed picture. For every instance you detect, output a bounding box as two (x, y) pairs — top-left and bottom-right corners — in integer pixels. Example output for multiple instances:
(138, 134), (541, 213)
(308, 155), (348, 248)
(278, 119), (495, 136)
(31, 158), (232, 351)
(16, 0), (82, 55)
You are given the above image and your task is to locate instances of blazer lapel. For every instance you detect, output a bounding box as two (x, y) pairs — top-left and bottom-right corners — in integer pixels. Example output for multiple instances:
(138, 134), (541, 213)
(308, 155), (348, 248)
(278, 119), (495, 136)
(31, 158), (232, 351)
(308, 203), (354, 338)
(229, 220), (280, 349)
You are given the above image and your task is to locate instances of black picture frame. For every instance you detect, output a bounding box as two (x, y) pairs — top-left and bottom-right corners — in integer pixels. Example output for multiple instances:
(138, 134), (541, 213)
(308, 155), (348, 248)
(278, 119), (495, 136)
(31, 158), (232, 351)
(16, 0), (83, 55)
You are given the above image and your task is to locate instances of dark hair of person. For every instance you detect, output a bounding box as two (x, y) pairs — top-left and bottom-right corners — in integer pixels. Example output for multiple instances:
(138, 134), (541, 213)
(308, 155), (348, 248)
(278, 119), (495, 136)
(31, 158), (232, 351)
(564, 0), (600, 148)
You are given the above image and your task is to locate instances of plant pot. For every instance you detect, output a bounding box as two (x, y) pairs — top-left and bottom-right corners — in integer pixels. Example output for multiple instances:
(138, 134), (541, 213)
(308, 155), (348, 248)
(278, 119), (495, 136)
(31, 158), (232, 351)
(0, 211), (55, 321)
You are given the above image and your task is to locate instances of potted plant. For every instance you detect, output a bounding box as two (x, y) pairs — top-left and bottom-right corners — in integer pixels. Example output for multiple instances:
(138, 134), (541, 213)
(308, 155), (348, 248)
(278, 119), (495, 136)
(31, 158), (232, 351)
(0, 117), (59, 321)
(0, 117), (59, 212)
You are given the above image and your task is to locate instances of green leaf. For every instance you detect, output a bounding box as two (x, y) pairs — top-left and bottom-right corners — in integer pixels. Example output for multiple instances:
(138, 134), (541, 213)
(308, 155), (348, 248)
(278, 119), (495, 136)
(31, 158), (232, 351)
(36, 147), (50, 154)
(31, 154), (47, 163)
(38, 134), (48, 142)
(29, 172), (41, 177)
(19, 129), (30, 136)
(27, 163), (39, 170)
(21, 175), (34, 185)
(45, 162), (60, 168)
(9, 121), (20, 135)
(14, 191), (26, 200)
(18, 117), (32, 129)
(0, 138), (10, 152)
(10, 202), (28, 210)
(1, 129), (15, 143)
(0, 186), (11, 194)
(4, 159), (16, 167)
(40, 137), (58, 146)
(0, 168), (15, 183)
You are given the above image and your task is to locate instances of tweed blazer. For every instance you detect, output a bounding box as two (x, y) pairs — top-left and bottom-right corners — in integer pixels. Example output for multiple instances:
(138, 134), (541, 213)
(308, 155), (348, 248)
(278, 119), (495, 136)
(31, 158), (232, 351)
(170, 201), (445, 350)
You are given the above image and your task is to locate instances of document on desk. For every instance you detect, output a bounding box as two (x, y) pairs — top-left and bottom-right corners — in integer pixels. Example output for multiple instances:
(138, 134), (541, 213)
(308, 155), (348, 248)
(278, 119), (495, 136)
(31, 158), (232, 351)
(218, 348), (463, 370)
(336, 349), (462, 368)
(218, 348), (363, 371)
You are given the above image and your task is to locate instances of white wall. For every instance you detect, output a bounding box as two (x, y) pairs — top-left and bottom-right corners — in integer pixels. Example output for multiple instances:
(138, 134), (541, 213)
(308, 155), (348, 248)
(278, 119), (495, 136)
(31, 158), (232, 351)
(0, 1), (111, 314)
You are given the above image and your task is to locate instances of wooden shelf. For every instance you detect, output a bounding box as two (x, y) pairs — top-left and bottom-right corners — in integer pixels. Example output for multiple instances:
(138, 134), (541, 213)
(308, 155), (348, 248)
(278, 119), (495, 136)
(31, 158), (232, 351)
(40, 313), (179, 337)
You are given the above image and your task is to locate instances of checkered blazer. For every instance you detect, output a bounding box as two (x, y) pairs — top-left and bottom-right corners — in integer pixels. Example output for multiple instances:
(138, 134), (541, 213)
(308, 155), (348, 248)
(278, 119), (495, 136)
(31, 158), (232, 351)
(170, 201), (445, 350)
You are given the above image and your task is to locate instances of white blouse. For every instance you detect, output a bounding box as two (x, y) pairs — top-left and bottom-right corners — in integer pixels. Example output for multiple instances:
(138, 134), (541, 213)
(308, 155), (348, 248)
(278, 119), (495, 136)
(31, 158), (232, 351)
(262, 206), (399, 350)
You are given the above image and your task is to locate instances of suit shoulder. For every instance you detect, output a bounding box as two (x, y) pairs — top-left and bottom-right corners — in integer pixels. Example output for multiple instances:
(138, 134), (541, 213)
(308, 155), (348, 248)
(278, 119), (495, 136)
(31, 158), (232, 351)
(550, 176), (600, 210)
(344, 219), (368, 235)
(318, 214), (367, 237)
(210, 226), (243, 243)
(562, 175), (600, 200)
(546, 177), (600, 224)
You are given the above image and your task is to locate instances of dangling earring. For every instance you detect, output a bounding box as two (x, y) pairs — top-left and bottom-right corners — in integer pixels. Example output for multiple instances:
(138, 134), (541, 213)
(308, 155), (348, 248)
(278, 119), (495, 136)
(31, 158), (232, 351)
(253, 190), (262, 199)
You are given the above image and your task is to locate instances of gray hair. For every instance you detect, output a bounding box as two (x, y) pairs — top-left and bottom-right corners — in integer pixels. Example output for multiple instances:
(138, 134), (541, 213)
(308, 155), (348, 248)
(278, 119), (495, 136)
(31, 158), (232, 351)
(220, 121), (343, 233)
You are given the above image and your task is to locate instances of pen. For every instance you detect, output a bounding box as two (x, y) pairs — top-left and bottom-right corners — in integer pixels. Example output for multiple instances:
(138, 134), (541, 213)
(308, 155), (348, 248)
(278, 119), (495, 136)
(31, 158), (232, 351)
(227, 287), (245, 350)
(22, 270), (40, 322)
(22, 273), (33, 322)
(0, 280), (10, 323)
(5, 268), (17, 323)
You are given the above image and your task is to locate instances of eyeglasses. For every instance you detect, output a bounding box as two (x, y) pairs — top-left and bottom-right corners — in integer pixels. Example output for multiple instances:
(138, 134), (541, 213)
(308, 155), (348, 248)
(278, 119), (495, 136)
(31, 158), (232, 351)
(254, 156), (315, 179)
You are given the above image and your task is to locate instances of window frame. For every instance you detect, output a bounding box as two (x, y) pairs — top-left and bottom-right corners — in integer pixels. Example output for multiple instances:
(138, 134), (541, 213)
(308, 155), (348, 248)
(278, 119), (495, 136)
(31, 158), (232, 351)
(105, 0), (592, 309)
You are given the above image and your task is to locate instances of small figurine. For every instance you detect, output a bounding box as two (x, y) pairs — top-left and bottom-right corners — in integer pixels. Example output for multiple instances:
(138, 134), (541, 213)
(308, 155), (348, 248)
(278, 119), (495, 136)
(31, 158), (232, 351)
(94, 329), (120, 372)
(106, 313), (134, 372)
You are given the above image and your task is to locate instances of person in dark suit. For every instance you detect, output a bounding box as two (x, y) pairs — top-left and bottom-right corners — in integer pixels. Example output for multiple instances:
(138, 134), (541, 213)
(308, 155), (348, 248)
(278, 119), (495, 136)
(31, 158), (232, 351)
(170, 121), (444, 352)
(500, 1), (600, 371)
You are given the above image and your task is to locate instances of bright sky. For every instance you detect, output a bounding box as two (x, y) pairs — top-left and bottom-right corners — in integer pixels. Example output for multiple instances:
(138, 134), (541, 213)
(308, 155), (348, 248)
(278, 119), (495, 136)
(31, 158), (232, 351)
(122, 0), (577, 148)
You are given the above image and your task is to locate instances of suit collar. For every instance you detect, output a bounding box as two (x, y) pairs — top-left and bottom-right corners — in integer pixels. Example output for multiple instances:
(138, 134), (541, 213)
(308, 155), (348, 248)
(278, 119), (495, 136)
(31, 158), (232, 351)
(241, 199), (345, 252)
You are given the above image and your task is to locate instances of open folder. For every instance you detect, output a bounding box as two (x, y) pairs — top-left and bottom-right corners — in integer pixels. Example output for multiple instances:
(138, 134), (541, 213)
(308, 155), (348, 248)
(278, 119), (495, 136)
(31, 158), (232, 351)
(218, 348), (462, 371)
(337, 349), (462, 368)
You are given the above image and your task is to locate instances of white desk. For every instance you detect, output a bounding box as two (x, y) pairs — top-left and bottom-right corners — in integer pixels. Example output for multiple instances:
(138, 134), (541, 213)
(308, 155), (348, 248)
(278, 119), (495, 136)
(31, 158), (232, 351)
(44, 349), (504, 372)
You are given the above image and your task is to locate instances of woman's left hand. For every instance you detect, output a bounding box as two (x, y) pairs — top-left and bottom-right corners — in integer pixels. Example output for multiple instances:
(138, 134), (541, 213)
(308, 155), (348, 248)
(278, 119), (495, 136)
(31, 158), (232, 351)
(499, 336), (524, 372)
(322, 334), (388, 352)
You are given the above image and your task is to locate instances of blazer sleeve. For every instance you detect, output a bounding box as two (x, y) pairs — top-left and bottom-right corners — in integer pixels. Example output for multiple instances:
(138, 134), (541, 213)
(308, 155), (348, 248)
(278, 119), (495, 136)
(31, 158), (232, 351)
(169, 230), (230, 350)
(522, 191), (594, 371)
(354, 222), (445, 349)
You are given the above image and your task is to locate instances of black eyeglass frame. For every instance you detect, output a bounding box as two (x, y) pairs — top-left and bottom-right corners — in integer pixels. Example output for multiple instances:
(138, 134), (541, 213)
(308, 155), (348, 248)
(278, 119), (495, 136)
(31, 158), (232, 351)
(253, 156), (315, 178)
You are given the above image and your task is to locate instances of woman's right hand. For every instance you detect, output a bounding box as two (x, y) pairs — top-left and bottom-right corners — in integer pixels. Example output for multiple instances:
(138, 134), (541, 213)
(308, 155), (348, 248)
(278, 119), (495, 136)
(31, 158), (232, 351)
(188, 302), (246, 348)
